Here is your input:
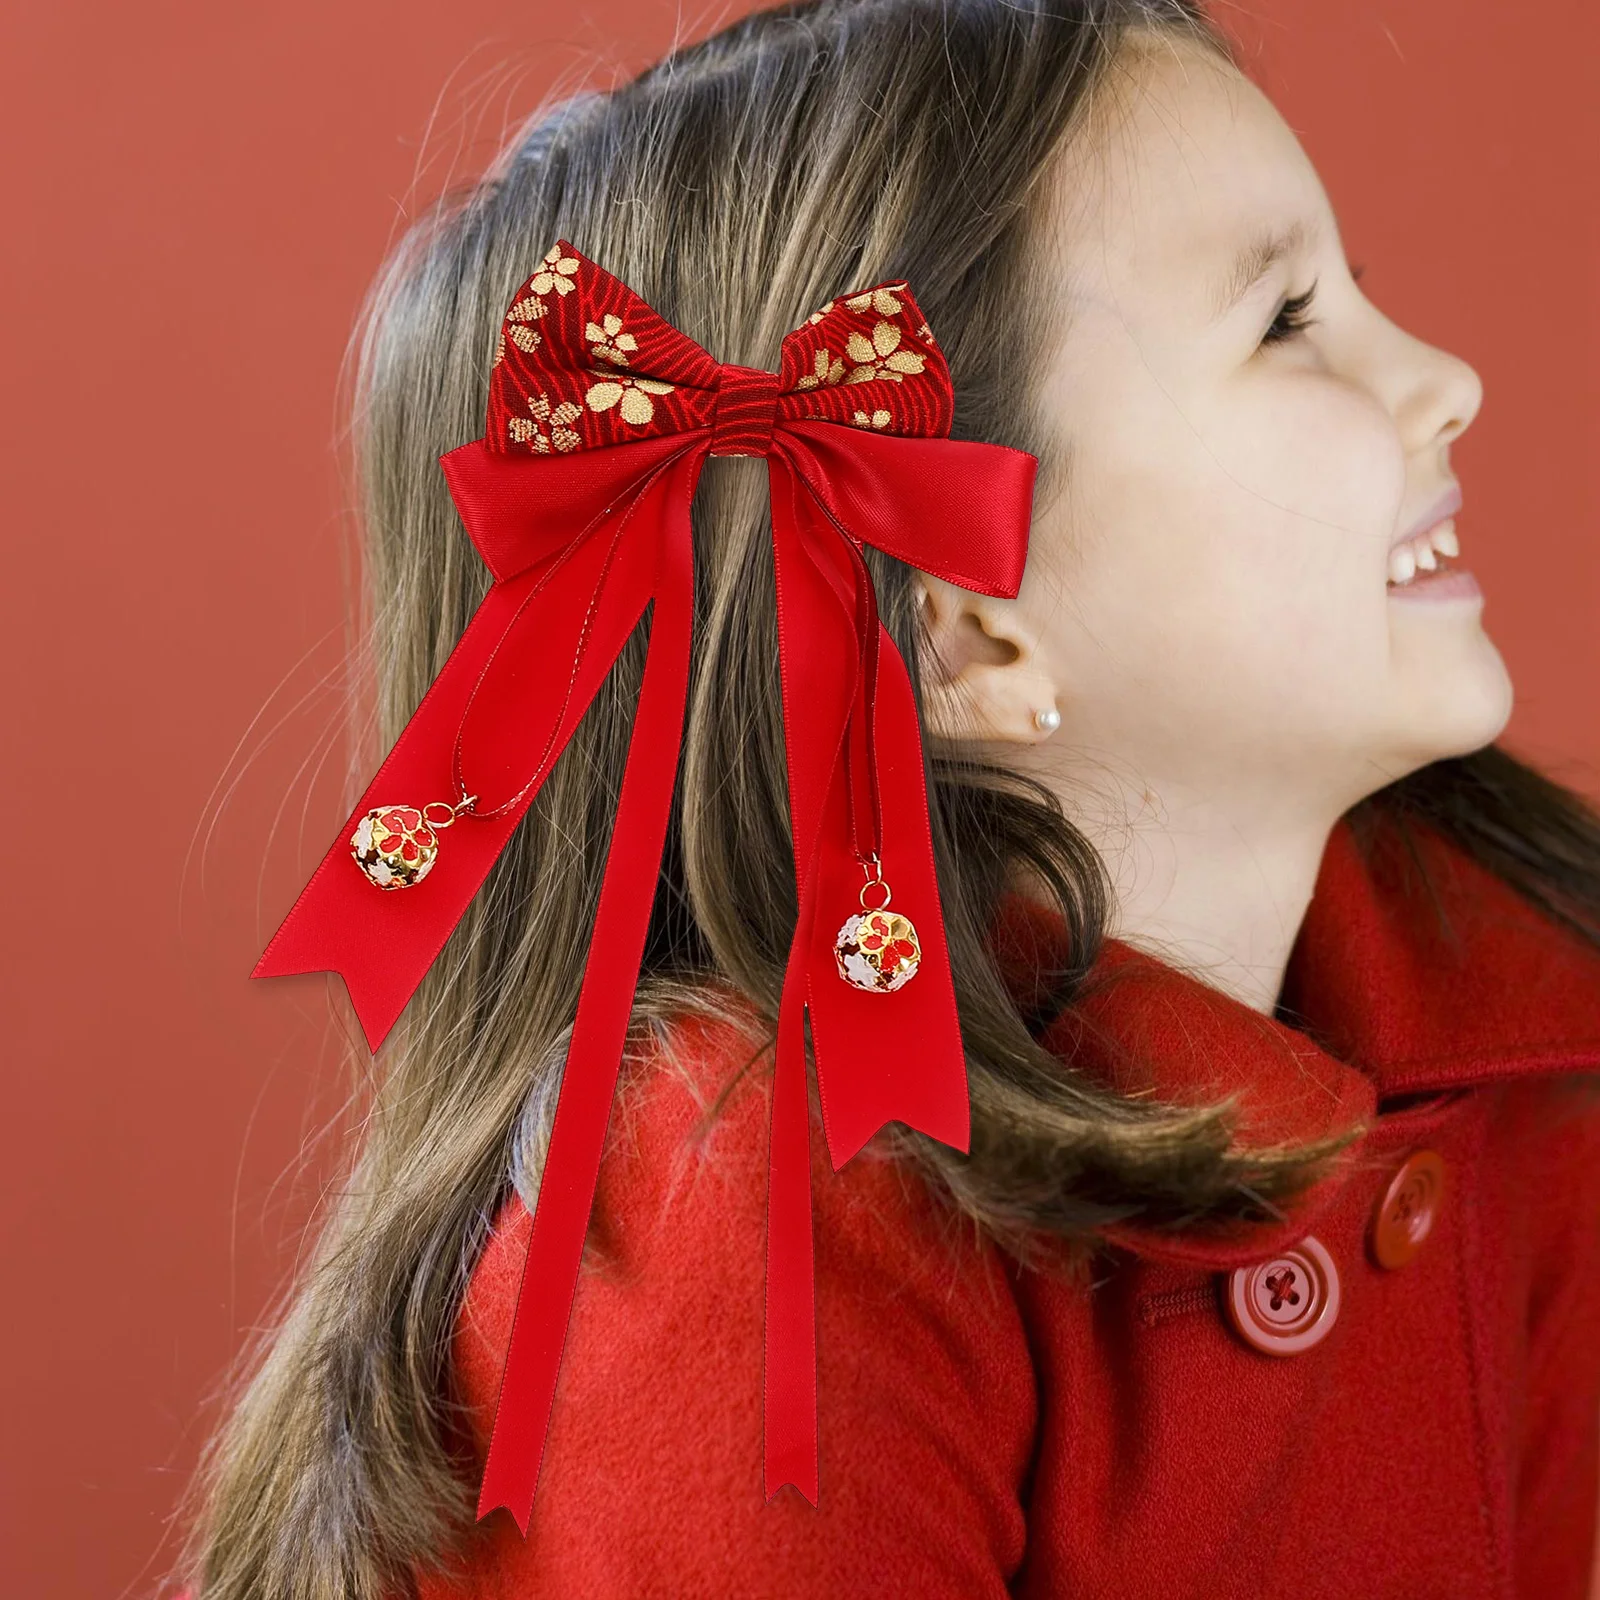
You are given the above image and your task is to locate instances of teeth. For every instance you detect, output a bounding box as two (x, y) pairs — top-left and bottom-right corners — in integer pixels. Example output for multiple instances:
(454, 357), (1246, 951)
(1387, 518), (1460, 585)
(1388, 544), (1417, 585)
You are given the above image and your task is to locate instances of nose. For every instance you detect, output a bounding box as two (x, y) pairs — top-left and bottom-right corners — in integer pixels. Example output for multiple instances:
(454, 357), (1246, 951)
(1385, 320), (1484, 459)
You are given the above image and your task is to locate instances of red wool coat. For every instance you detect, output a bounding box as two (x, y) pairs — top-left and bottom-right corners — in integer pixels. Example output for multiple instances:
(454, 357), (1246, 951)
(418, 814), (1600, 1599)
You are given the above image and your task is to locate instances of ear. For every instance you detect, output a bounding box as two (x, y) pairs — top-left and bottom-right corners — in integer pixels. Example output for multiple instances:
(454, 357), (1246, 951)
(913, 572), (1062, 745)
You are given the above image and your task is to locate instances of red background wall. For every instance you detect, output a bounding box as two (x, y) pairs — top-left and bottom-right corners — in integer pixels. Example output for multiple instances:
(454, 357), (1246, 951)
(2, 3), (1595, 1595)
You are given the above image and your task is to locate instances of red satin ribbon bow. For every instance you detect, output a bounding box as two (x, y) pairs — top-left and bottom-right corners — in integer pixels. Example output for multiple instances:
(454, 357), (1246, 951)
(252, 240), (1037, 1530)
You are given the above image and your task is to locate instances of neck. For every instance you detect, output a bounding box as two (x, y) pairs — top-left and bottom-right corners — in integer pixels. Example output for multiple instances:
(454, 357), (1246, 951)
(1042, 762), (1340, 1015)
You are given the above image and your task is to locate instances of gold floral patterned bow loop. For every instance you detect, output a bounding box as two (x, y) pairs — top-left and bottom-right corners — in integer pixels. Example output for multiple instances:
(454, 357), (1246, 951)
(483, 242), (955, 457)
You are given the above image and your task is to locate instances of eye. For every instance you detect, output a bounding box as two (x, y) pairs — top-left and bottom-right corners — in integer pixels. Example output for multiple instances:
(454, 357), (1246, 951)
(1259, 262), (1365, 348)
(1260, 281), (1319, 346)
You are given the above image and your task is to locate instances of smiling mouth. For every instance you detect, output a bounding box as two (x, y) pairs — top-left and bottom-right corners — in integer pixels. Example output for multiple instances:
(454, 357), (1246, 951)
(1387, 517), (1459, 587)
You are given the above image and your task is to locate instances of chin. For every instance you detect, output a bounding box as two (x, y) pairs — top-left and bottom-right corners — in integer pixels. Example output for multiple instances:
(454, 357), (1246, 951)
(1387, 630), (1515, 771)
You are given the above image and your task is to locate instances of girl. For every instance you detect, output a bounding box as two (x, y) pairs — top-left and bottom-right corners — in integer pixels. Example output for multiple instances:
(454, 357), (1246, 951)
(181, 1), (1600, 1595)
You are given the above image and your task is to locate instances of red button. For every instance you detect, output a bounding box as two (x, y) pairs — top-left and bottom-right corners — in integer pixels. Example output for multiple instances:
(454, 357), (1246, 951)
(1369, 1149), (1447, 1270)
(1223, 1234), (1341, 1355)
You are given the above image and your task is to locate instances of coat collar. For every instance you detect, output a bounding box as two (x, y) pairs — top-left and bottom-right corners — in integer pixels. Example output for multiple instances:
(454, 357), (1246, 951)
(993, 809), (1600, 1268)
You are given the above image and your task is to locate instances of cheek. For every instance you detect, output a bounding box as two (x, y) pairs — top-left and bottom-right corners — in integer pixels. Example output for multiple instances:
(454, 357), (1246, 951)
(1047, 373), (1404, 746)
(1218, 382), (1401, 704)
(1211, 369), (1403, 547)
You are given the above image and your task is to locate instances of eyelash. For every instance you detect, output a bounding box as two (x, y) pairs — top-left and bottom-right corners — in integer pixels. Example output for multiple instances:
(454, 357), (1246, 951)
(1261, 283), (1318, 345)
(1260, 262), (1366, 347)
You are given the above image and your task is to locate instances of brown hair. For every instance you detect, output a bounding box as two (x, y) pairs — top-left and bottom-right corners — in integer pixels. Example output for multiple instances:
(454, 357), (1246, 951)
(179, 1), (1600, 1595)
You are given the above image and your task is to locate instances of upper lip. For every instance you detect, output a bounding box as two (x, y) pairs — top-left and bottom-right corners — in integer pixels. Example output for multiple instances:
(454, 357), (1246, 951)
(1392, 483), (1463, 550)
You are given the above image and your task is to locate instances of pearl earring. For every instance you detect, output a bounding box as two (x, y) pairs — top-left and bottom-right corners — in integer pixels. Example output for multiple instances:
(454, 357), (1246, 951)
(1033, 705), (1061, 735)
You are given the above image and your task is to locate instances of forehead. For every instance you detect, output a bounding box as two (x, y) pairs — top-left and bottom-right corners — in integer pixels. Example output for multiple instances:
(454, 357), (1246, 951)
(1043, 35), (1331, 318)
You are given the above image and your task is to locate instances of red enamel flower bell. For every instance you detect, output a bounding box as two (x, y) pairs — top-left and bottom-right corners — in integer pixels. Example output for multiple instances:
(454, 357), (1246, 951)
(833, 860), (921, 993)
(351, 797), (475, 890)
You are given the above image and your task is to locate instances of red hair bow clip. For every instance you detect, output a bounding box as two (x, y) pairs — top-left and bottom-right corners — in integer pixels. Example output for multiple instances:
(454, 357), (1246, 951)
(252, 240), (1038, 1530)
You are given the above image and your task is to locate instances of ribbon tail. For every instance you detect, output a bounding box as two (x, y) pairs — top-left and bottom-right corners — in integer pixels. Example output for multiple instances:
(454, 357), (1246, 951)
(775, 439), (973, 1162)
(760, 453), (878, 1505)
(250, 568), (557, 1053)
(252, 441), (693, 1056)
(475, 449), (700, 1534)
(760, 446), (975, 1503)
(807, 630), (971, 1165)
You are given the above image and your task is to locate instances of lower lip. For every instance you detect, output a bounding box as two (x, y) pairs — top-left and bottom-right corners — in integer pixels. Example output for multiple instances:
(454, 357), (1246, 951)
(1387, 566), (1482, 603)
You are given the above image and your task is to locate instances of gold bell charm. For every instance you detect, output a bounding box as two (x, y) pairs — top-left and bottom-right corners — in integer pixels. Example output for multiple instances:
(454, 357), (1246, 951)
(833, 856), (921, 993)
(351, 795), (475, 890)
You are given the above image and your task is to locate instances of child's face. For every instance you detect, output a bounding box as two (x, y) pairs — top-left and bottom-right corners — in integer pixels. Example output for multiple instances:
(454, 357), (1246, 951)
(926, 34), (1511, 825)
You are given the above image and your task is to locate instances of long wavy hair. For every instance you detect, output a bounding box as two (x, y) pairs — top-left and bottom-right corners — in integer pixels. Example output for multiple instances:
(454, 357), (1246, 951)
(179, 0), (1600, 1594)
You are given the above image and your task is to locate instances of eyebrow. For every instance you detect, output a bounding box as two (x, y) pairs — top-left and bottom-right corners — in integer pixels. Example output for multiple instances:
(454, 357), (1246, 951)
(1208, 217), (1322, 323)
